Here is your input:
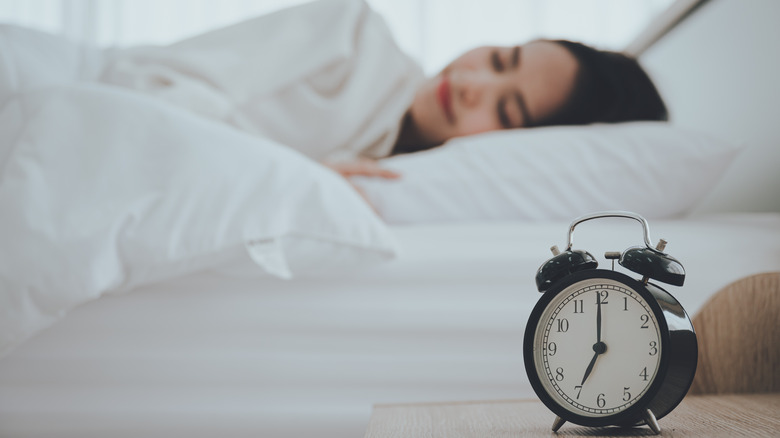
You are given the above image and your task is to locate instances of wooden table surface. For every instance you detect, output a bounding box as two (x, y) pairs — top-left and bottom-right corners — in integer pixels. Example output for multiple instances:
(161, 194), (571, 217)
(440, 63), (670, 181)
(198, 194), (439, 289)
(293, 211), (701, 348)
(364, 393), (780, 437)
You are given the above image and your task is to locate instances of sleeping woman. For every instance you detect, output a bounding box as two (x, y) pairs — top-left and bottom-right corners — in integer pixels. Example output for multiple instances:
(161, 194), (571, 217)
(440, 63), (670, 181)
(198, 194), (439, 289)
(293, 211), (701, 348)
(98, 0), (666, 178)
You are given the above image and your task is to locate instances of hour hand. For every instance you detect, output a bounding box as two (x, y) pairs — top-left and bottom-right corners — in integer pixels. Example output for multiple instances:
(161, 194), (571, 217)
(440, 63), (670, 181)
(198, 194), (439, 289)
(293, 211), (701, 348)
(581, 341), (607, 385)
(580, 350), (599, 385)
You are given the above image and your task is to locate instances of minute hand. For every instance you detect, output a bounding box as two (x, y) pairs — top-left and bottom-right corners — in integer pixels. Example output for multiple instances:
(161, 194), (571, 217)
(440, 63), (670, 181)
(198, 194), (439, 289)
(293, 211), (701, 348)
(596, 292), (602, 343)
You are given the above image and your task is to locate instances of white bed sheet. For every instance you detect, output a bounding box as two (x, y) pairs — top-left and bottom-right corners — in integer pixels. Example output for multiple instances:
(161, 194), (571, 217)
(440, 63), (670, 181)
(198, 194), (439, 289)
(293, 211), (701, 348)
(1, 214), (778, 438)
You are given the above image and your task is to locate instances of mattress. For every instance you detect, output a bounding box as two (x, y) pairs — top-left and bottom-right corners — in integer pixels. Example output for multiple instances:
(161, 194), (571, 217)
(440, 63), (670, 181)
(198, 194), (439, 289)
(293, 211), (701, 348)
(1, 214), (778, 438)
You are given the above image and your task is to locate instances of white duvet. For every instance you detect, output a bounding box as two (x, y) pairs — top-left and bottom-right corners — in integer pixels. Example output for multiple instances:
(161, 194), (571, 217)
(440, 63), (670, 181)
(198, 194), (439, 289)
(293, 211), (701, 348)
(99, 0), (423, 161)
(1, 0), (422, 163)
(0, 0), (422, 356)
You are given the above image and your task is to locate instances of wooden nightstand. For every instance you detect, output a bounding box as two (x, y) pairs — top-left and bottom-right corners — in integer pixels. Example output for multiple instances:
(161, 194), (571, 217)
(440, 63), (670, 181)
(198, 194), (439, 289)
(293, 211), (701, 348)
(364, 393), (780, 437)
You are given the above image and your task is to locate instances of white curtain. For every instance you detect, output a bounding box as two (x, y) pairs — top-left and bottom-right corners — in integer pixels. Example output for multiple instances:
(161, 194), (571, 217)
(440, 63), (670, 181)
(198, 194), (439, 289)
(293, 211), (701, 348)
(0, 0), (672, 73)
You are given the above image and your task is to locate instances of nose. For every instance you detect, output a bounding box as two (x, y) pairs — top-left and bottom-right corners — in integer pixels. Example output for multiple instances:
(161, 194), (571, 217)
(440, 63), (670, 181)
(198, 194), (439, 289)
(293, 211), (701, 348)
(454, 70), (492, 108)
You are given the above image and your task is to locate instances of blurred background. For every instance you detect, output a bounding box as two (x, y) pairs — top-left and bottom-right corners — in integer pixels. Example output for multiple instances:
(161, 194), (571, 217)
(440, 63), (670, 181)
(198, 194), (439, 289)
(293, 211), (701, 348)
(0, 0), (673, 74)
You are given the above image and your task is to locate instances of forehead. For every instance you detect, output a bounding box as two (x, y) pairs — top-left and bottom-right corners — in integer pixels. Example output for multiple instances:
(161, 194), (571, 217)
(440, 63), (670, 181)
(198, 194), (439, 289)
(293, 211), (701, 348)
(516, 40), (579, 123)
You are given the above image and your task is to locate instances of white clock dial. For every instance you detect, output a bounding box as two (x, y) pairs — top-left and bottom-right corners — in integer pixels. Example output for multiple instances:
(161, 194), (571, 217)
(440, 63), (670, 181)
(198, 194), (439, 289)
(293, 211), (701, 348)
(533, 278), (662, 417)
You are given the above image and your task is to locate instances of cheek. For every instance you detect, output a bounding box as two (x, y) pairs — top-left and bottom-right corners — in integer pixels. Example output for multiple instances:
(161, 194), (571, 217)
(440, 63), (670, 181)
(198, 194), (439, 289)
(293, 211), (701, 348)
(457, 108), (501, 136)
(409, 81), (440, 124)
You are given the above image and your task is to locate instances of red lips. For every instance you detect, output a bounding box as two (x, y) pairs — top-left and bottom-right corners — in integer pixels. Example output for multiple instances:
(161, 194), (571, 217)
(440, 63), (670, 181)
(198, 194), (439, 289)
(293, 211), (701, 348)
(437, 75), (454, 123)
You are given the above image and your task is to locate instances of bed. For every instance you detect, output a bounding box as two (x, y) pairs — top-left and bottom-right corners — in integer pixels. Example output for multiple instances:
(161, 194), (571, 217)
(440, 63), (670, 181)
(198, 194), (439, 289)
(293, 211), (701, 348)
(0, 215), (778, 437)
(1, 0), (779, 437)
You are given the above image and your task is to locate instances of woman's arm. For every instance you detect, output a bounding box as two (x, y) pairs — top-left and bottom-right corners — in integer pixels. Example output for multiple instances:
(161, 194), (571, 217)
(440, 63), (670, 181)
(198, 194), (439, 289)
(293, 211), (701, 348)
(322, 158), (400, 180)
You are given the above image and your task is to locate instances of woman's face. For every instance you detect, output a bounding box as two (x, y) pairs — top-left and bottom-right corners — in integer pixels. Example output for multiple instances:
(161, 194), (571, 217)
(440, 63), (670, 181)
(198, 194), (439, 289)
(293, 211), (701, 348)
(408, 40), (579, 145)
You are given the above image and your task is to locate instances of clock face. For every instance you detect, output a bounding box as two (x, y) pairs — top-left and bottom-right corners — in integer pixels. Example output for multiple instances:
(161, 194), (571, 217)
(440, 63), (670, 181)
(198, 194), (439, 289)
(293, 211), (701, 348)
(532, 277), (662, 417)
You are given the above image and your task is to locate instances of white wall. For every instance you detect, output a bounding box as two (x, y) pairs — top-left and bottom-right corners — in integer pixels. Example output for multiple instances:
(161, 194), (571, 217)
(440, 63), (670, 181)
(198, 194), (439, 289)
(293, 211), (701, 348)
(640, 0), (780, 214)
(0, 0), (673, 75)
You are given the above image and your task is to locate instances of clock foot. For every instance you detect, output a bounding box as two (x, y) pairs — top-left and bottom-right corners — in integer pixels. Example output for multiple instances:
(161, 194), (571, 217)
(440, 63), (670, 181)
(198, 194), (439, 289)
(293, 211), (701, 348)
(551, 416), (566, 432)
(643, 409), (661, 435)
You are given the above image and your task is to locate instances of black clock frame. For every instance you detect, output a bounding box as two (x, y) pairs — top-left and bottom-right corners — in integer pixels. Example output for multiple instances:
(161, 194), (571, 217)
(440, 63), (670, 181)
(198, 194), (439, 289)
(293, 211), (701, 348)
(523, 269), (698, 428)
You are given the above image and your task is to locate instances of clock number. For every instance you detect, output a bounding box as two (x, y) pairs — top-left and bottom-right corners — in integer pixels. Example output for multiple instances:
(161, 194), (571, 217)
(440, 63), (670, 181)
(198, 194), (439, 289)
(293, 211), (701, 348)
(574, 385), (583, 399)
(555, 367), (564, 381)
(640, 314), (650, 329)
(623, 387), (631, 402)
(556, 318), (569, 333)
(597, 393), (606, 408)
(640, 367), (649, 381)
(547, 342), (557, 356)
(573, 299), (584, 314)
(598, 290), (609, 304)
(649, 341), (658, 356)
(623, 297), (628, 311)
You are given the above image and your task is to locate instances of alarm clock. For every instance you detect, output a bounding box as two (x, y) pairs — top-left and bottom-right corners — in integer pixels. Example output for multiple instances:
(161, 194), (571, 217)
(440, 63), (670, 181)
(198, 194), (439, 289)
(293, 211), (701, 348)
(523, 211), (697, 435)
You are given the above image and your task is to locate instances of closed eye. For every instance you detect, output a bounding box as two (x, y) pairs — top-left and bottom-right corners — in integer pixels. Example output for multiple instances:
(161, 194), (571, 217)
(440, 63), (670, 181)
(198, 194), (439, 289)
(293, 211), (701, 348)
(497, 96), (511, 129)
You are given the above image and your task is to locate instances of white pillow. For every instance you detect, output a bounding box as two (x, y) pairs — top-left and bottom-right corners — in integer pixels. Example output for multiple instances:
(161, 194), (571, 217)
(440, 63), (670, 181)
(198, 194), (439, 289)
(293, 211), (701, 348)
(351, 122), (742, 224)
(0, 84), (396, 356)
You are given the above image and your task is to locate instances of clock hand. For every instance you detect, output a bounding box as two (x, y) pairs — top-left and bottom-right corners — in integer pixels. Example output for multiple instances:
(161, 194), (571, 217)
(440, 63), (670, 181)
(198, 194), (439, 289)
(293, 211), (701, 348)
(580, 340), (607, 385)
(582, 293), (607, 386)
(580, 350), (599, 385)
(596, 292), (602, 343)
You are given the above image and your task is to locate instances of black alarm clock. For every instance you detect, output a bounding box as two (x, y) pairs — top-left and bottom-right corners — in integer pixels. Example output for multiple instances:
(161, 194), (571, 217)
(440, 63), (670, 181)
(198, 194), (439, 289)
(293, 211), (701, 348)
(523, 211), (697, 435)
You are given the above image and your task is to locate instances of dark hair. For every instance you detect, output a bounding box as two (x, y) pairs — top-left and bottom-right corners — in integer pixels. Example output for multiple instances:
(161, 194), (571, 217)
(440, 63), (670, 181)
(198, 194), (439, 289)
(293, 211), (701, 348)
(537, 40), (668, 127)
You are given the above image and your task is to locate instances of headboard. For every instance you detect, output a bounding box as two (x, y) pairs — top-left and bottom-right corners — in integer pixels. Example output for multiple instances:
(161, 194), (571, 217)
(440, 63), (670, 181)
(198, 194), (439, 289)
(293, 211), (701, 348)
(628, 0), (780, 214)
